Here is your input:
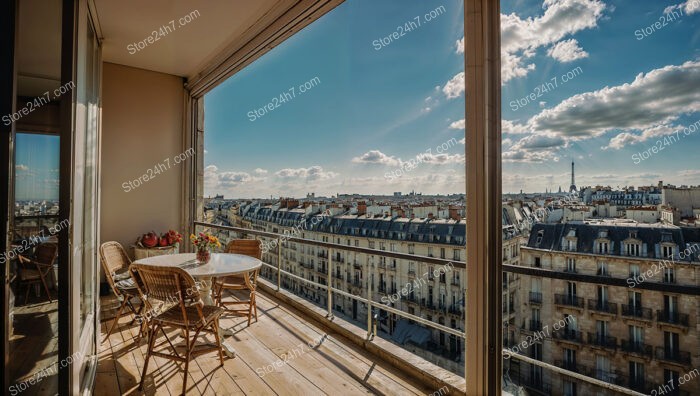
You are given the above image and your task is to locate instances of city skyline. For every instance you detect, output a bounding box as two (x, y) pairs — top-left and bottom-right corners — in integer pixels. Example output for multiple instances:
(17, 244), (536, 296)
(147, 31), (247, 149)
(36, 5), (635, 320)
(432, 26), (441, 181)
(203, 0), (700, 198)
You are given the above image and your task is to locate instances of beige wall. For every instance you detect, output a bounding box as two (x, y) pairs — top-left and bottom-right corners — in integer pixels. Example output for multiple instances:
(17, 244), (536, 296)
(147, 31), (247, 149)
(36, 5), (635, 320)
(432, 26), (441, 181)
(100, 62), (185, 258)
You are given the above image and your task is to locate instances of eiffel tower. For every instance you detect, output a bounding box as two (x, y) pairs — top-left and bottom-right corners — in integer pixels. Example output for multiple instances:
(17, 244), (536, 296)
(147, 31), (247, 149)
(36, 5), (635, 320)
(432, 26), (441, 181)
(569, 161), (577, 193)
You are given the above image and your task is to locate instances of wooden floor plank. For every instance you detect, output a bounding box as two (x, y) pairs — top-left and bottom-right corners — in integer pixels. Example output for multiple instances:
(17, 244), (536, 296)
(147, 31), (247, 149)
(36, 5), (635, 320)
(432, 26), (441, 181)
(96, 290), (436, 396)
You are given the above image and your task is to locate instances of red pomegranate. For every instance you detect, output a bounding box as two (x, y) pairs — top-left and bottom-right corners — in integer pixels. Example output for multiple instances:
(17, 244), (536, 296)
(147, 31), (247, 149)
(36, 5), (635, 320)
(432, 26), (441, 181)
(141, 232), (158, 248)
(158, 235), (169, 247)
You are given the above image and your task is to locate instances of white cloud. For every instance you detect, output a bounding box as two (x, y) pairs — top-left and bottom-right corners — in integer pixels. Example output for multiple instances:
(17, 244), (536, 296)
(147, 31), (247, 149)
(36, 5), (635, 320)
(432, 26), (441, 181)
(605, 124), (685, 150)
(442, 72), (465, 99)
(501, 119), (530, 135)
(503, 60), (700, 160)
(274, 166), (338, 181)
(352, 150), (400, 166)
(16, 164), (29, 171)
(547, 39), (588, 62)
(449, 119), (465, 129)
(530, 61), (700, 141)
(204, 164), (266, 189)
(415, 152), (465, 165)
(253, 168), (268, 175)
(500, 0), (605, 82)
(666, 1), (700, 15)
(456, 36), (464, 54)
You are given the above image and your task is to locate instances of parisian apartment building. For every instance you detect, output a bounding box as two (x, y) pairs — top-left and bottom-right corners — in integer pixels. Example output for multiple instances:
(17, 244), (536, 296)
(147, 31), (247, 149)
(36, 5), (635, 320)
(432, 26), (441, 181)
(222, 199), (477, 374)
(510, 220), (700, 396)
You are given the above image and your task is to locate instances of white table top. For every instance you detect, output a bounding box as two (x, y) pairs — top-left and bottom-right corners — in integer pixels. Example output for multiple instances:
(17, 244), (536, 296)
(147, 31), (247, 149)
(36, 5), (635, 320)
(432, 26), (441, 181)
(132, 252), (262, 278)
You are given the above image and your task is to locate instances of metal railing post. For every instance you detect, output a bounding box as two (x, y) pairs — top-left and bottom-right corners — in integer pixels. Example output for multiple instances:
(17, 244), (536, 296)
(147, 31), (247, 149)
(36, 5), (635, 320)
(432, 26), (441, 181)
(327, 248), (333, 318)
(367, 277), (373, 340)
(277, 238), (282, 291)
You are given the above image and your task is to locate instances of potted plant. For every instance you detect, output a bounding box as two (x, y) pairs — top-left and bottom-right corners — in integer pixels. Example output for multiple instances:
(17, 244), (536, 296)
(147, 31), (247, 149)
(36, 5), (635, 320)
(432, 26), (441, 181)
(190, 232), (221, 264)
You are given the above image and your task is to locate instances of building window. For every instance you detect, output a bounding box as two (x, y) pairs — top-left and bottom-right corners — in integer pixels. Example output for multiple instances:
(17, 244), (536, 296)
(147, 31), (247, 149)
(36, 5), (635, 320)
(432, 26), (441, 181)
(453, 249), (460, 261)
(563, 380), (576, 396)
(390, 243), (396, 252)
(662, 244), (674, 258)
(629, 264), (640, 278)
(626, 242), (640, 256)
(597, 261), (608, 276)
(408, 244), (415, 254)
(663, 267), (675, 283)
(598, 241), (608, 253)
(368, 241), (375, 249)
(566, 258), (576, 273)
(440, 248), (446, 259)
(534, 257), (541, 267)
(428, 246), (434, 257)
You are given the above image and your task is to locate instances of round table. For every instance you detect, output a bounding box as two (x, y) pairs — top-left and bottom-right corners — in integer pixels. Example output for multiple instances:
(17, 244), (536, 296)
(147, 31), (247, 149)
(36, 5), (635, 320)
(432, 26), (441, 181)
(132, 252), (262, 357)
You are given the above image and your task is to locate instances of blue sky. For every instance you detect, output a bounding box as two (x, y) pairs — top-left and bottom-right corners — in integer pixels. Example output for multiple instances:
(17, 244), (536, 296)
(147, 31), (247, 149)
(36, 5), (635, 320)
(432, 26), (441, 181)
(197, 0), (700, 197)
(15, 133), (59, 201)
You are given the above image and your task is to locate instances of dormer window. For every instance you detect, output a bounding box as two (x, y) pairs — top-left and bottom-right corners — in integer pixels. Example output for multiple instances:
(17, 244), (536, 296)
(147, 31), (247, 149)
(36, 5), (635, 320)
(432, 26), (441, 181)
(565, 238), (576, 251)
(662, 245), (674, 258)
(567, 229), (577, 237)
(626, 242), (640, 257)
(536, 230), (544, 245)
(629, 231), (638, 239)
(598, 229), (608, 239)
(597, 241), (609, 254)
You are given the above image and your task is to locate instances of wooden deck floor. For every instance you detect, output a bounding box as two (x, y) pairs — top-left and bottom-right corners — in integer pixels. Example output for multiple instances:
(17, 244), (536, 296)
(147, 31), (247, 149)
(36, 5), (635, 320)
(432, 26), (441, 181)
(96, 291), (435, 396)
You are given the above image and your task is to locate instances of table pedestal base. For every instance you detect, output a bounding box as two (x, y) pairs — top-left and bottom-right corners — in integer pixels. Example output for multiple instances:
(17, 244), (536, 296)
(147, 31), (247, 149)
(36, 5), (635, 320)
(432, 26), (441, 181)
(197, 277), (236, 357)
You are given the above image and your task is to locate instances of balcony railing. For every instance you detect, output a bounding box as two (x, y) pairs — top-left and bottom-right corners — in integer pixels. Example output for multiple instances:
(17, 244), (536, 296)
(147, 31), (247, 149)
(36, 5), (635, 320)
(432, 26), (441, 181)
(656, 310), (689, 327)
(655, 347), (691, 365)
(526, 320), (542, 332)
(587, 332), (617, 350)
(553, 359), (586, 375)
(594, 370), (626, 386)
(529, 291), (542, 304)
(620, 340), (653, 358)
(621, 304), (652, 320)
(587, 299), (618, 315)
(552, 329), (583, 343)
(554, 294), (584, 308)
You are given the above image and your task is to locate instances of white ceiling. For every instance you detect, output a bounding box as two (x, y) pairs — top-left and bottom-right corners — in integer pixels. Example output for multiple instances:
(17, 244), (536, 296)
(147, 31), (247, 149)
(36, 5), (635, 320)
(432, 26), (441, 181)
(94, 0), (295, 79)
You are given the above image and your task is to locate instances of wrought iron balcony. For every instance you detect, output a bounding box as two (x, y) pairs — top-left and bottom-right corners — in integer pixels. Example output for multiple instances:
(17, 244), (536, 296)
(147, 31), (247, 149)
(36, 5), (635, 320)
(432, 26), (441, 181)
(587, 332), (617, 350)
(620, 340), (653, 358)
(655, 347), (691, 365)
(656, 310), (689, 327)
(587, 299), (617, 315)
(552, 329), (583, 343)
(554, 293), (584, 308)
(621, 304), (652, 320)
(529, 291), (542, 304)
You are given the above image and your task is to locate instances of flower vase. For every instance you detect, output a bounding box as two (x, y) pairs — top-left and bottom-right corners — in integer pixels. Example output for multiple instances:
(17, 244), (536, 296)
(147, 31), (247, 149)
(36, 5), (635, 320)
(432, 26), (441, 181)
(196, 248), (211, 264)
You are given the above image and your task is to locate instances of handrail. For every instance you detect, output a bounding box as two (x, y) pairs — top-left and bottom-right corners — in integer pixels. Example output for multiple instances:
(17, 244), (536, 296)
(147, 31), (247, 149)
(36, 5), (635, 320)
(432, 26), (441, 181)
(199, 220), (666, 394)
(194, 221), (462, 268)
(196, 221), (466, 340)
(505, 352), (646, 396)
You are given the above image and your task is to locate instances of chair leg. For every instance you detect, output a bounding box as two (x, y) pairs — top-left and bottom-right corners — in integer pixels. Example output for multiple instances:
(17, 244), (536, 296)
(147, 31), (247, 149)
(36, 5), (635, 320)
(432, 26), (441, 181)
(182, 328), (191, 395)
(39, 272), (52, 303)
(139, 322), (159, 390)
(24, 283), (31, 305)
(212, 318), (225, 366)
(103, 299), (127, 342)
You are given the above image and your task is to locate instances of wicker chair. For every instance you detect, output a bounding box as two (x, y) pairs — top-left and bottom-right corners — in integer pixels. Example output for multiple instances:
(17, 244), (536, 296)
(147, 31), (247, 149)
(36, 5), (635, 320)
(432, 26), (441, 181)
(17, 242), (58, 304)
(99, 241), (142, 341)
(213, 239), (261, 326)
(130, 263), (225, 394)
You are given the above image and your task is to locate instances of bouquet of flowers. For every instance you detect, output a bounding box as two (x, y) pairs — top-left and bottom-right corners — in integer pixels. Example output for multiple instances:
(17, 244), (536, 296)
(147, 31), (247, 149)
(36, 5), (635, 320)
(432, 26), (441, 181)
(190, 232), (221, 250)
